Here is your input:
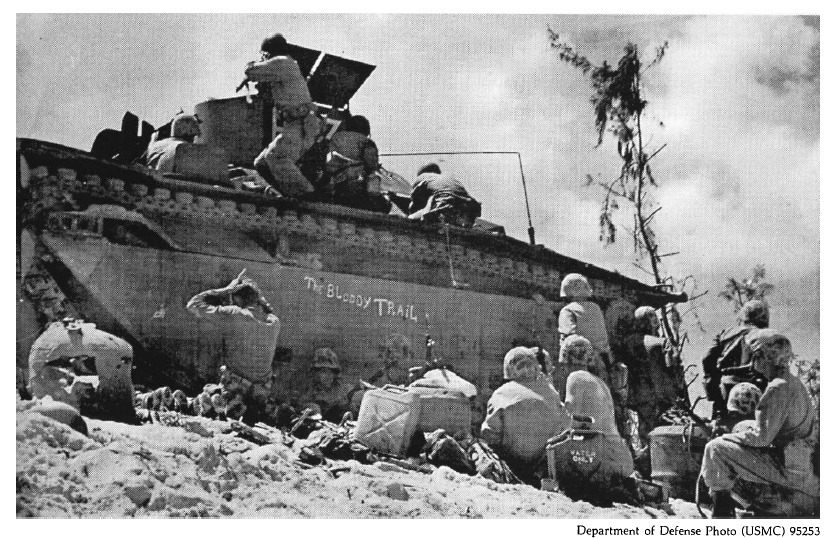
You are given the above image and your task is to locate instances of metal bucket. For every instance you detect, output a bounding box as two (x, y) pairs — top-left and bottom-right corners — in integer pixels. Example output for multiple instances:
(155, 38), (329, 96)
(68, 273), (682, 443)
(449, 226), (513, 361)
(648, 423), (710, 501)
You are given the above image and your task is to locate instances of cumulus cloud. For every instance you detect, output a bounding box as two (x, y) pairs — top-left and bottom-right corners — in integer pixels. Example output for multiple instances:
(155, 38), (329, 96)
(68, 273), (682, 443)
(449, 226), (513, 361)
(645, 16), (819, 279)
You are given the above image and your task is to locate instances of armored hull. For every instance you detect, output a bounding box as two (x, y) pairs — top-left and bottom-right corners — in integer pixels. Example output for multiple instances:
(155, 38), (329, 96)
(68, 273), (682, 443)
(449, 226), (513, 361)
(17, 138), (684, 397)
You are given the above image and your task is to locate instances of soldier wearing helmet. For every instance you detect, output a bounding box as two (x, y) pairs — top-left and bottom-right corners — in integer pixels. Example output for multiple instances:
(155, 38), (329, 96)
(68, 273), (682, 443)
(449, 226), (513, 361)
(320, 115), (386, 211)
(558, 274), (613, 379)
(145, 114), (202, 172)
(701, 299), (770, 419)
(727, 381), (761, 416)
(284, 347), (350, 423)
(625, 305), (685, 442)
(480, 346), (570, 484)
(553, 335), (635, 502)
(561, 336), (620, 437)
(245, 34), (323, 199)
(711, 382), (763, 434)
(407, 163), (481, 227)
(347, 334), (412, 414)
(701, 330), (818, 518)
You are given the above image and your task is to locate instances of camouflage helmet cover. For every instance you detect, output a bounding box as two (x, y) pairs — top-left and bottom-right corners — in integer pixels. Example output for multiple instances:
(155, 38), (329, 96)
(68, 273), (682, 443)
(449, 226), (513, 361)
(746, 329), (793, 369)
(726, 382), (763, 416)
(312, 347), (340, 371)
(171, 114), (201, 139)
(559, 335), (593, 366)
(503, 346), (539, 380)
(560, 273), (592, 299)
(633, 306), (659, 334)
(739, 299), (770, 328)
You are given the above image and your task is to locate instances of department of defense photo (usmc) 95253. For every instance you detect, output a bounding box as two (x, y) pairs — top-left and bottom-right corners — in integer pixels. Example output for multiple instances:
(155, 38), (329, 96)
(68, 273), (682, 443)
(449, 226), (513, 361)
(16, 13), (820, 520)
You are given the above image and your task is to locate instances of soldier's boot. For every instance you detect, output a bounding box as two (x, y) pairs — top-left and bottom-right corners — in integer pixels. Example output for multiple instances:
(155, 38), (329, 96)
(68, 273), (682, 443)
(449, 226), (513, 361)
(711, 490), (736, 519)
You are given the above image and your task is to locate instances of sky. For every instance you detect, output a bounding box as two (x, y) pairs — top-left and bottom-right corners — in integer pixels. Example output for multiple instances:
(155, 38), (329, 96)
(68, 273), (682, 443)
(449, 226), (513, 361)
(16, 13), (821, 368)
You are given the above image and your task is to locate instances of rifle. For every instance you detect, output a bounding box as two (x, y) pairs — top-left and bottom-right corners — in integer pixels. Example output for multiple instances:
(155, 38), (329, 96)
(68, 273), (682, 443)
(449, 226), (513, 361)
(668, 395), (713, 436)
(531, 332), (548, 375)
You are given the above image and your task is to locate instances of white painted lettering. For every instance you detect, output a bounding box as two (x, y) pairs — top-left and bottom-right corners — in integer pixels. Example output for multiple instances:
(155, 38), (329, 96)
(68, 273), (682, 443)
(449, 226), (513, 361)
(303, 277), (423, 323)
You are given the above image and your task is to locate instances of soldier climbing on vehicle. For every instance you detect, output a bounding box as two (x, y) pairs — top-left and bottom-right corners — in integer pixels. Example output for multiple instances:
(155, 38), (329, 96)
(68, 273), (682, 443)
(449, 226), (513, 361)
(318, 114), (390, 212)
(244, 33), (323, 198)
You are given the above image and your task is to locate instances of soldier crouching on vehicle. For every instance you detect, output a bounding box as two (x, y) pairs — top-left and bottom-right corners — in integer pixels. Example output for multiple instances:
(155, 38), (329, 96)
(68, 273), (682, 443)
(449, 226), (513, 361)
(245, 33), (323, 198)
(407, 163), (481, 227)
(144, 114), (201, 172)
(701, 330), (819, 518)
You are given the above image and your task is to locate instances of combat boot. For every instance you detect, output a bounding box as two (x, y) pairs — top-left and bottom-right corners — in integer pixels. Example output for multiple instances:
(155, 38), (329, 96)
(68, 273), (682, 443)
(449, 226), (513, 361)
(711, 490), (736, 519)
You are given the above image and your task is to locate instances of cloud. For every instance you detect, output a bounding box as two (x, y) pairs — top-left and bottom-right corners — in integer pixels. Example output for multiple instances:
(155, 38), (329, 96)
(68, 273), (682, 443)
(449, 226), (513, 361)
(640, 16), (820, 279)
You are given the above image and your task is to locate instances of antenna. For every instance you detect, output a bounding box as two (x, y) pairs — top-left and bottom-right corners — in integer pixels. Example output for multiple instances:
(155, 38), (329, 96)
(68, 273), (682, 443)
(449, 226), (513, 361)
(380, 151), (536, 245)
(515, 152), (535, 246)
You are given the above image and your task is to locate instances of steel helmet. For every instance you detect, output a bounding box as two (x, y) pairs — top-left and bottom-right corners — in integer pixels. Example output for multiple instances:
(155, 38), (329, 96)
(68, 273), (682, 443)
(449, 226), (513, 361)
(383, 333), (412, 365)
(171, 114), (201, 139)
(726, 382), (763, 416)
(746, 329), (793, 369)
(343, 115), (371, 136)
(312, 348), (340, 371)
(261, 33), (288, 58)
(739, 299), (770, 329)
(503, 346), (539, 381)
(417, 163), (441, 176)
(560, 273), (592, 299)
(559, 334), (593, 366)
(633, 306), (659, 335)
